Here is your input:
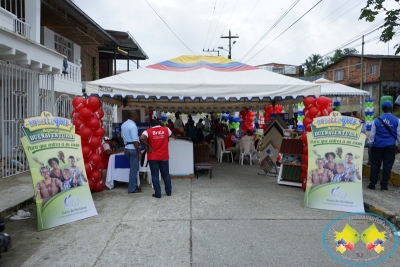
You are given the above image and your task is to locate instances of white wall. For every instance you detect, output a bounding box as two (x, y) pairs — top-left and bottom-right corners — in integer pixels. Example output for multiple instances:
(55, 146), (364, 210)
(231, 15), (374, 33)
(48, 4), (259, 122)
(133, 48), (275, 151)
(25, 0), (40, 43)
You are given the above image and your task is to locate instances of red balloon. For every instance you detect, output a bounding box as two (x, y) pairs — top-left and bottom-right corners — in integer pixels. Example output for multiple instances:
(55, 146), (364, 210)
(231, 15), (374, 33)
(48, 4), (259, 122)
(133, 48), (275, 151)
(90, 170), (102, 182)
(88, 136), (101, 150)
(94, 145), (104, 155)
(79, 107), (92, 121)
(316, 96), (330, 109)
(303, 96), (316, 109)
(86, 97), (101, 112)
(97, 163), (105, 172)
(82, 145), (92, 159)
(73, 118), (85, 131)
(93, 181), (105, 192)
(79, 127), (93, 141)
(327, 98), (333, 107)
(88, 153), (102, 166)
(302, 132), (308, 145)
(86, 117), (101, 130)
(302, 146), (308, 155)
(93, 127), (105, 138)
(302, 180), (307, 191)
(308, 107), (320, 119)
(93, 109), (104, 119)
(88, 178), (95, 191)
(301, 154), (308, 164)
(72, 97), (86, 111)
(264, 105), (268, 112)
(303, 117), (313, 130)
(322, 107), (333, 116)
(71, 110), (79, 120)
(303, 108), (309, 117)
(85, 162), (94, 176)
(301, 172), (308, 180)
(305, 126), (312, 132)
(301, 164), (308, 173)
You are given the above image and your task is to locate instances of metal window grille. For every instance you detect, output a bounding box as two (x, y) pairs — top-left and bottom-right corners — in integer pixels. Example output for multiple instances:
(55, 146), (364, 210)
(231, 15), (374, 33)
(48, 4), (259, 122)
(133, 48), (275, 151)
(54, 94), (73, 118)
(0, 61), (54, 178)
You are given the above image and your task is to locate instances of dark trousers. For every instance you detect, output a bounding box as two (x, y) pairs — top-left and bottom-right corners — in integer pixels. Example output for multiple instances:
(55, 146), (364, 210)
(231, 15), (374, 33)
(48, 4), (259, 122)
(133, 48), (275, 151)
(149, 160), (172, 197)
(369, 145), (396, 187)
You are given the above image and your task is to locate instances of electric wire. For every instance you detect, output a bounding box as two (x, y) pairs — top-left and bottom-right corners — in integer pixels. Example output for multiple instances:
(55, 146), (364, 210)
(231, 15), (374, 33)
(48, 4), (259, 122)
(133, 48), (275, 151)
(212, 0), (240, 49)
(244, 0), (323, 63)
(240, 0), (300, 62)
(207, 0), (227, 49)
(237, 0), (261, 34)
(202, 0), (218, 51)
(262, 0), (362, 61)
(144, 0), (196, 54)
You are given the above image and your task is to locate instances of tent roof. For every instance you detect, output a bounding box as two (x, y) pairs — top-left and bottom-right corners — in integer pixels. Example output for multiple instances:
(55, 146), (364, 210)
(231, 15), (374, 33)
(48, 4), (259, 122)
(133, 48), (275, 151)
(86, 55), (321, 111)
(316, 78), (370, 96)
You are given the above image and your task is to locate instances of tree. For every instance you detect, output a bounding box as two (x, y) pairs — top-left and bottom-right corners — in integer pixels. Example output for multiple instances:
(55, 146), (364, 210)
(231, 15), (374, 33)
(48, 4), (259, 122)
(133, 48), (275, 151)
(303, 54), (324, 76)
(359, 0), (400, 54)
(343, 47), (358, 55)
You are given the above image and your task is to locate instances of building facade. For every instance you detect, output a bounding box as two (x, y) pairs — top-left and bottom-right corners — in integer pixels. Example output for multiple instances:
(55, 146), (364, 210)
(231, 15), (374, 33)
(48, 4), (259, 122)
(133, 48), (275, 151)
(256, 62), (304, 78)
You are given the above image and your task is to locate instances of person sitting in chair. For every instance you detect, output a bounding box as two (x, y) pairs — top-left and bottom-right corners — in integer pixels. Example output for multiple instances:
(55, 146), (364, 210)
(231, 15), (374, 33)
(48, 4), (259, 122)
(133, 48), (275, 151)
(224, 128), (240, 161)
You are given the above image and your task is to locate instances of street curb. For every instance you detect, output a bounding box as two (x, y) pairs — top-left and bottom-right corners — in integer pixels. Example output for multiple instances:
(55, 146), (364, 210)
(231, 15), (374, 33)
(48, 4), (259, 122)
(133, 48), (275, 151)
(364, 201), (400, 229)
(0, 197), (34, 220)
(362, 164), (400, 187)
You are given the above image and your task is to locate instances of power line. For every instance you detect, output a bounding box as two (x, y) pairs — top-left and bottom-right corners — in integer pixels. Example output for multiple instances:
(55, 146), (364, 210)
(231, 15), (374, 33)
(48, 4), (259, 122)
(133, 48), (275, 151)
(240, 0), (300, 61)
(263, 0), (369, 61)
(202, 0), (218, 50)
(144, 0), (196, 54)
(212, 0), (240, 49)
(244, 0), (323, 63)
(207, 0), (227, 49)
(237, 0), (261, 34)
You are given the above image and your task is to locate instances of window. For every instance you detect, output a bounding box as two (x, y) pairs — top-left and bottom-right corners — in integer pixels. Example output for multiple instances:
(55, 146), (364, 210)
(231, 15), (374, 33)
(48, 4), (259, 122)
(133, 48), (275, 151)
(370, 65), (376, 75)
(369, 85), (377, 98)
(273, 67), (284, 74)
(54, 33), (73, 62)
(355, 64), (361, 70)
(334, 69), (344, 81)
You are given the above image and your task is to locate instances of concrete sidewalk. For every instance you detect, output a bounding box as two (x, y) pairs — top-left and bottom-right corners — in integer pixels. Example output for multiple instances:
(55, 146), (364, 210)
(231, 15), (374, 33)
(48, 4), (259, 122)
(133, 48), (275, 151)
(1, 161), (400, 228)
(1, 158), (400, 266)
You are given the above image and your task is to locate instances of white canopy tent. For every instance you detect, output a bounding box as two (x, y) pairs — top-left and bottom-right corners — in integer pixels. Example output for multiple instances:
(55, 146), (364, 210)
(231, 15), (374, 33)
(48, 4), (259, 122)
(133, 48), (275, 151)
(86, 56), (320, 112)
(316, 78), (370, 96)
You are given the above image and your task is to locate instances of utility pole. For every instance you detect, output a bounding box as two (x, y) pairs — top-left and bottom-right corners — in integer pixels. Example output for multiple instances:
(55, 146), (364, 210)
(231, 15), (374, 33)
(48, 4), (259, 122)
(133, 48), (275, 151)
(220, 29), (239, 59)
(203, 49), (219, 56)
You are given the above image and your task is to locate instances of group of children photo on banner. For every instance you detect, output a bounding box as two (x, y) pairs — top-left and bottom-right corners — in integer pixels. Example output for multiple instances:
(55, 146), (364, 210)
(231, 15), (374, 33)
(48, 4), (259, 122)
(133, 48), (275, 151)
(33, 151), (87, 206)
(308, 147), (361, 189)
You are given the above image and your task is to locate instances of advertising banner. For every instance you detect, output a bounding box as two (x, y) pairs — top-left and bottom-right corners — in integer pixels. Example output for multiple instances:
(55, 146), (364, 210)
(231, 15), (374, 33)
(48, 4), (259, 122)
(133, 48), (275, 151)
(21, 111), (98, 231)
(303, 111), (366, 212)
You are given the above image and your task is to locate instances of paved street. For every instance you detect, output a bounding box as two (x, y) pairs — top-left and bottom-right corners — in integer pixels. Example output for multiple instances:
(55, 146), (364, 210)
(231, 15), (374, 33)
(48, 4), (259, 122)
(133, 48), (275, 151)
(1, 158), (400, 266)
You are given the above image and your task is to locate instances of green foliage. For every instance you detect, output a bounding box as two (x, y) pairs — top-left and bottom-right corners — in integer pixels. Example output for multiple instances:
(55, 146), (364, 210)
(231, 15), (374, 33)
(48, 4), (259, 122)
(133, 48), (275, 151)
(359, 0), (400, 54)
(303, 54), (324, 76)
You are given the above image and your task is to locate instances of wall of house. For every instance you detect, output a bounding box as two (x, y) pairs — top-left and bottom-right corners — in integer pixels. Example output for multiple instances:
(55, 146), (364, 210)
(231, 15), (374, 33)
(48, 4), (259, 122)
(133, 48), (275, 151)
(325, 57), (380, 86)
(81, 46), (99, 82)
(99, 58), (113, 79)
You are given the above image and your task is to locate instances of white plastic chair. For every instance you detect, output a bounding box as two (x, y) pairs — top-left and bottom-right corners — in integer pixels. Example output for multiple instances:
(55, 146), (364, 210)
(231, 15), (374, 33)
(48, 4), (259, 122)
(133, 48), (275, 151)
(217, 138), (233, 163)
(138, 152), (152, 184)
(240, 140), (254, 165)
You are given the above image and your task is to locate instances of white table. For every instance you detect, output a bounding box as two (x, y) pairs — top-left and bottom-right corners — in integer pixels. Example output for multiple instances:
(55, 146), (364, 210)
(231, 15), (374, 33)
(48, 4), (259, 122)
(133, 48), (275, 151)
(168, 139), (194, 176)
(105, 153), (140, 189)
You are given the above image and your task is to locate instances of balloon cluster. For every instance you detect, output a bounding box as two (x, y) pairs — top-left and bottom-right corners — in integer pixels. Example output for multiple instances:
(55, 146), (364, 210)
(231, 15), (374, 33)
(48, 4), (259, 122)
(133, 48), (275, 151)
(297, 103), (305, 131)
(239, 109), (256, 132)
(71, 96), (105, 192)
(160, 111), (168, 125)
(300, 96), (333, 191)
(333, 100), (341, 111)
(263, 105), (284, 122)
(228, 112), (240, 130)
(365, 99), (374, 131)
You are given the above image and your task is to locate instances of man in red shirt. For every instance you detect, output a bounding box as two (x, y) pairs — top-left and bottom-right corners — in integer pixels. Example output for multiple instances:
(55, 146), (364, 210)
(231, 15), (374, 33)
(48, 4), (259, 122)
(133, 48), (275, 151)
(225, 128), (240, 161)
(140, 118), (173, 198)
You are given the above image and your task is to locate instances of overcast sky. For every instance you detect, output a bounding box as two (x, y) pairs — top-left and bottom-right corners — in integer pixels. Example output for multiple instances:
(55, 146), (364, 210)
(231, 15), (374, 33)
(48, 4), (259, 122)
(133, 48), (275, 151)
(74, 0), (399, 70)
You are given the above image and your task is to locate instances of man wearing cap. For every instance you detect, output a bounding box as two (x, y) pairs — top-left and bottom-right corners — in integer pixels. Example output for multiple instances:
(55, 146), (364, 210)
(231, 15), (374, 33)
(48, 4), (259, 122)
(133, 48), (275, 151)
(367, 101), (400, 191)
(121, 110), (142, 194)
(140, 117), (173, 198)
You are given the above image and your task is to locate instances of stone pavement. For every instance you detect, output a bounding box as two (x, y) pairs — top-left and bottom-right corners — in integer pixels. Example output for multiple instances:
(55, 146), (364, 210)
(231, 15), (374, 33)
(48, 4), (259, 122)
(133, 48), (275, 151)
(1, 157), (400, 266)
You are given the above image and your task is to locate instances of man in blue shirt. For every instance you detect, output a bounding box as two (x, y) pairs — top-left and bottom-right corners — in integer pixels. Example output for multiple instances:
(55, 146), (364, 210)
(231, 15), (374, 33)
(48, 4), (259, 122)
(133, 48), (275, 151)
(367, 101), (400, 191)
(121, 110), (142, 193)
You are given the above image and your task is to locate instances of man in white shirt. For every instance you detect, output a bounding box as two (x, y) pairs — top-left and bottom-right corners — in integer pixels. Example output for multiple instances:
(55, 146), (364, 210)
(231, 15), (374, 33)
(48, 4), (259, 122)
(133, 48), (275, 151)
(203, 115), (211, 129)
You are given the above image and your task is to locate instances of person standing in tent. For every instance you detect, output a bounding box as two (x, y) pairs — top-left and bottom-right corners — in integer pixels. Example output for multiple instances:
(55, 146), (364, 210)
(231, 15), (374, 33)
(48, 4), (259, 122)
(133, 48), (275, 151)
(121, 110), (142, 194)
(173, 112), (184, 136)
